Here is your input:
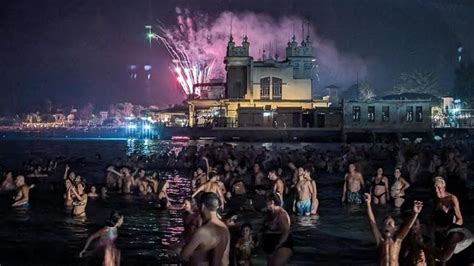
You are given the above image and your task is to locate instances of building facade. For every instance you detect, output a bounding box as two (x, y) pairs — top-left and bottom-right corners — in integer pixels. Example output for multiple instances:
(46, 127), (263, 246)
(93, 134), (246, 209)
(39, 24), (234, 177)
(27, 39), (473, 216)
(343, 99), (432, 133)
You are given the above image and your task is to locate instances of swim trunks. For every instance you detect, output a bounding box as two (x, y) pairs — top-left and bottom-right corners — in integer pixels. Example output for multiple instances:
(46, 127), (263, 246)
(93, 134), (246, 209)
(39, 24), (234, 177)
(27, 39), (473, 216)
(347, 191), (362, 204)
(296, 199), (311, 216)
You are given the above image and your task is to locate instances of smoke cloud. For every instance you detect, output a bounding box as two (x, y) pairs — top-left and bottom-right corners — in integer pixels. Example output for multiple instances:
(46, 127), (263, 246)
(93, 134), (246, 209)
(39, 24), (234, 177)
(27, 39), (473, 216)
(161, 8), (369, 94)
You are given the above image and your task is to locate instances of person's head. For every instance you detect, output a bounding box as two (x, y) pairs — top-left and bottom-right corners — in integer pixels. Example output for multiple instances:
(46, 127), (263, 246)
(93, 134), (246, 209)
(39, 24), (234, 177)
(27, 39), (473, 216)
(277, 168), (283, 175)
(5, 171), (13, 180)
(15, 175), (25, 187)
(224, 163), (231, 172)
(303, 165), (312, 179)
(394, 167), (402, 178)
(101, 187), (107, 194)
(68, 171), (76, 179)
(348, 163), (356, 173)
(183, 197), (194, 212)
(297, 167), (304, 176)
(199, 192), (220, 220)
(382, 216), (397, 238)
(433, 176), (446, 198)
(266, 192), (282, 212)
(376, 168), (383, 176)
(74, 175), (82, 184)
(76, 182), (85, 193)
(138, 169), (146, 178)
(90, 185), (97, 193)
(107, 211), (124, 228)
(209, 172), (218, 182)
(65, 178), (73, 189)
(197, 167), (204, 175)
(240, 223), (252, 238)
(268, 170), (277, 181)
(253, 163), (260, 173)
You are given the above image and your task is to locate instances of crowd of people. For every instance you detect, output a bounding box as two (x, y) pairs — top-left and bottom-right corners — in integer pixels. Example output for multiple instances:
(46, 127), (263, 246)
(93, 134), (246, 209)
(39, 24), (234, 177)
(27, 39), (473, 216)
(0, 140), (473, 265)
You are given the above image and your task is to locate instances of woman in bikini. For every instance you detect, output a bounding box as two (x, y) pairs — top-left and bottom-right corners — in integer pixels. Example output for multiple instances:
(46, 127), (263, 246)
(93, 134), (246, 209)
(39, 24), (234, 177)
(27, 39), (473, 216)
(390, 168), (410, 209)
(79, 211), (124, 266)
(370, 168), (390, 205)
(261, 192), (293, 266)
(72, 182), (88, 217)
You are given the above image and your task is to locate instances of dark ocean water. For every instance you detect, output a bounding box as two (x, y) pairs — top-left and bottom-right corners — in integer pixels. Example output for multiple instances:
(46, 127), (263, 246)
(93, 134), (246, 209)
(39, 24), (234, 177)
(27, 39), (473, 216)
(0, 139), (472, 266)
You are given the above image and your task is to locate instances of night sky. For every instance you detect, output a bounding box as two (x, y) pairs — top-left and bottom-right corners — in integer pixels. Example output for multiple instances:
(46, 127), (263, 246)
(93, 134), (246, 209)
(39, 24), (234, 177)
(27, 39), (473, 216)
(1, 0), (473, 113)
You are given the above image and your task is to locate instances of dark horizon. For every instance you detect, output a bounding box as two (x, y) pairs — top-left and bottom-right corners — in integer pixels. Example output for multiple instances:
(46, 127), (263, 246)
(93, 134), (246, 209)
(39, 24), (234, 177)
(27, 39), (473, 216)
(1, 0), (473, 114)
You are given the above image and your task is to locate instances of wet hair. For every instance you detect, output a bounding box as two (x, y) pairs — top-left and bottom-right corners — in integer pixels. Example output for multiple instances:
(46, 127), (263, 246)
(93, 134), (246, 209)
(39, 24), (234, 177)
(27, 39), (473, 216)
(107, 211), (123, 227)
(241, 222), (252, 232)
(267, 192), (282, 207)
(303, 165), (312, 173)
(200, 192), (220, 211)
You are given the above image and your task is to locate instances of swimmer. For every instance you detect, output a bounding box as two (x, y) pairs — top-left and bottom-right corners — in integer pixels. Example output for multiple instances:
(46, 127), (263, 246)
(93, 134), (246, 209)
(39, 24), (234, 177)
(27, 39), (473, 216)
(390, 168), (410, 209)
(304, 166), (319, 216)
(235, 223), (255, 266)
(261, 192), (293, 266)
(341, 163), (365, 204)
(192, 172), (225, 209)
(268, 169), (285, 206)
(293, 169), (314, 216)
(1, 171), (15, 192)
(64, 178), (74, 207)
(88, 185), (99, 199)
(364, 193), (423, 266)
(79, 211), (124, 266)
(434, 176), (463, 226)
(370, 168), (390, 205)
(179, 192), (230, 266)
(71, 182), (88, 217)
(12, 175), (30, 208)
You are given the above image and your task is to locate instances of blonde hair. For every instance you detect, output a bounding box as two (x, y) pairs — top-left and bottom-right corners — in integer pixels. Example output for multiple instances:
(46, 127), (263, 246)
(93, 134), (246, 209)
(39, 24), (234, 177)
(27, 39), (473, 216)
(433, 176), (446, 187)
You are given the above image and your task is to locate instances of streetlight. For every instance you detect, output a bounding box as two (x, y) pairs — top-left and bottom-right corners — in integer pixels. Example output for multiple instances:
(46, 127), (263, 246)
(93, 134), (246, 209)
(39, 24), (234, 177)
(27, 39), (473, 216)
(145, 25), (153, 48)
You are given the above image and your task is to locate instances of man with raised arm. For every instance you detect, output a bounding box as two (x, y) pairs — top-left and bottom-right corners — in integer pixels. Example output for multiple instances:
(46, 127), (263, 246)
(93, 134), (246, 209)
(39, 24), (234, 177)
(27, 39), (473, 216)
(364, 193), (423, 266)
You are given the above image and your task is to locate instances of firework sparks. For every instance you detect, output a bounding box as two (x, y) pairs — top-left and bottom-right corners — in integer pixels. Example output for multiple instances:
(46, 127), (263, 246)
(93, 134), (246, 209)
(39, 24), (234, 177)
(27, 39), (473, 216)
(152, 8), (216, 97)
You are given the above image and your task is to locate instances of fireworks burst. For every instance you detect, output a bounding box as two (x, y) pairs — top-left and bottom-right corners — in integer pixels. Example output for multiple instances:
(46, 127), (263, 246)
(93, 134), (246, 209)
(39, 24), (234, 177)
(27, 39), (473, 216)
(152, 8), (217, 97)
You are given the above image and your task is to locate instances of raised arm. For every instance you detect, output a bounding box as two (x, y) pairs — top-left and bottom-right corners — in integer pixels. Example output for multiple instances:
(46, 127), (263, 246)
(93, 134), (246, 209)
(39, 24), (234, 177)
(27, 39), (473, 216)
(63, 165), (70, 180)
(364, 193), (382, 246)
(397, 201), (423, 241)
(401, 177), (410, 191)
(107, 166), (123, 177)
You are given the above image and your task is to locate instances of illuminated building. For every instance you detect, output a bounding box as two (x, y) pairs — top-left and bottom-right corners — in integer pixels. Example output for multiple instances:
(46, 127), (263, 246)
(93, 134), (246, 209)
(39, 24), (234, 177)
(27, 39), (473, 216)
(188, 34), (329, 127)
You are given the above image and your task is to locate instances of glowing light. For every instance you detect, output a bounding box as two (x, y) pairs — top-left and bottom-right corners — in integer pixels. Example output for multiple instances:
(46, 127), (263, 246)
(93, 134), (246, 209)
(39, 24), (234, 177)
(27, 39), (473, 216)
(263, 112), (272, 117)
(128, 124), (137, 129)
(144, 65), (152, 71)
(143, 124), (151, 130)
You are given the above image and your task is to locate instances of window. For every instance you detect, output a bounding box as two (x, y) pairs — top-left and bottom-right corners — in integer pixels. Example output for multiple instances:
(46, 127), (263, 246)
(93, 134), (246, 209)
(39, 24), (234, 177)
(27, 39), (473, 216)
(406, 106), (413, 122)
(352, 106), (361, 122)
(382, 106), (390, 122)
(416, 106), (423, 122)
(368, 106), (375, 122)
(272, 77), (282, 99)
(260, 77), (270, 99)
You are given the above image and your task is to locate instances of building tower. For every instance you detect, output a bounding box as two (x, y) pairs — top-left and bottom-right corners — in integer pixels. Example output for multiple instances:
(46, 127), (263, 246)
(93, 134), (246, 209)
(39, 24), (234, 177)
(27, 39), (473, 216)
(224, 35), (252, 99)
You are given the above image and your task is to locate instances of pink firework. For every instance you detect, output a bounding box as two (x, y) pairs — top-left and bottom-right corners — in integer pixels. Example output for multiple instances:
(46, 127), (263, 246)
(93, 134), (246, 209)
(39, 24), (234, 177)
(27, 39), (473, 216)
(153, 8), (216, 97)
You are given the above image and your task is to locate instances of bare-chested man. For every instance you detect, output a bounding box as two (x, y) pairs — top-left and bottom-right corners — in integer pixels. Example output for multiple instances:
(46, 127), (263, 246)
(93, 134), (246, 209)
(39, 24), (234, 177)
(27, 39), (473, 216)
(341, 163), (365, 204)
(364, 193), (423, 266)
(304, 167), (319, 216)
(180, 192), (230, 266)
(293, 168), (314, 216)
(12, 175), (30, 208)
(268, 169), (285, 206)
(192, 173), (225, 209)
